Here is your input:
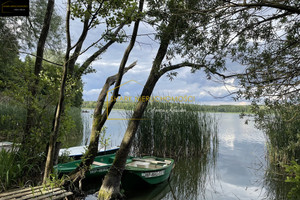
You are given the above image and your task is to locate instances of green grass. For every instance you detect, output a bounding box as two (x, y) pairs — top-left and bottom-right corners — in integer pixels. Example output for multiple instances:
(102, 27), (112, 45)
(0, 103), (83, 191)
(0, 148), (41, 192)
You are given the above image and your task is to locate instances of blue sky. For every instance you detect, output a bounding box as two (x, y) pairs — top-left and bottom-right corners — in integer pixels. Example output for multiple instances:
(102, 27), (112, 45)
(56, 1), (249, 105)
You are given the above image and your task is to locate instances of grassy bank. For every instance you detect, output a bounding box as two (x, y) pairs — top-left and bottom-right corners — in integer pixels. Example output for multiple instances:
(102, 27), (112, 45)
(0, 103), (83, 191)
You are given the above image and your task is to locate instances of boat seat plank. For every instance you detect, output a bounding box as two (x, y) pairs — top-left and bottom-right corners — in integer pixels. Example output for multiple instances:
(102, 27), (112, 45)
(92, 161), (107, 166)
(132, 158), (168, 165)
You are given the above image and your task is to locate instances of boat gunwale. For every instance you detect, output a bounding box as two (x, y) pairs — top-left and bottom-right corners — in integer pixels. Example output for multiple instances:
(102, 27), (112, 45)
(125, 157), (174, 172)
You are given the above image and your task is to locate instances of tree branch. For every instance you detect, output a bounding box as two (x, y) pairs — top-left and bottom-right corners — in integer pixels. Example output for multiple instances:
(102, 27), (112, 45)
(224, 0), (300, 14)
(94, 61), (137, 115)
(75, 23), (126, 78)
(66, 0), (71, 52)
(19, 51), (63, 67)
(159, 62), (242, 79)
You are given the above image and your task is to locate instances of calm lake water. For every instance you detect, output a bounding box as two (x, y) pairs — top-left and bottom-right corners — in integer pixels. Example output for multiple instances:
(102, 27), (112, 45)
(81, 110), (275, 200)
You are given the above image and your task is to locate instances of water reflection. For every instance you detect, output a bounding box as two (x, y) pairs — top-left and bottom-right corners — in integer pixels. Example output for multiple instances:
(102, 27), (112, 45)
(81, 110), (92, 145)
(81, 109), (127, 147)
(263, 161), (292, 200)
(82, 111), (289, 200)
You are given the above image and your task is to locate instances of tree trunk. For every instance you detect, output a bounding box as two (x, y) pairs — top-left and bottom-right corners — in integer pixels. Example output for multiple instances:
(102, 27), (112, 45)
(62, 0), (144, 190)
(22, 0), (55, 154)
(98, 73), (160, 200)
(96, 9), (181, 197)
(97, 21), (172, 198)
(43, 0), (128, 183)
(43, 61), (68, 182)
(62, 63), (137, 189)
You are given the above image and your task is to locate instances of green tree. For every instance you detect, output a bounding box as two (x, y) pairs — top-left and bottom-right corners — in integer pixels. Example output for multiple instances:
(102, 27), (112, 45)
(43, 0), (142, 181)
(0, 19), (19, 92)
(22, 0), (56, 155)
(97, 0), (226, 198)
(192, 1), (300, 110)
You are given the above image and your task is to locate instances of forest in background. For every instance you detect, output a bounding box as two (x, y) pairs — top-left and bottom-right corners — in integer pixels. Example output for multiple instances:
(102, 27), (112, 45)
(82, 101), (252, 113)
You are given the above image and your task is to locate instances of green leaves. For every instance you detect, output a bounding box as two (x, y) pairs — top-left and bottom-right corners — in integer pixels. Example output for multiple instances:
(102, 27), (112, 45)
(70, 0), (139, 29)
(285, 161), (300, 199)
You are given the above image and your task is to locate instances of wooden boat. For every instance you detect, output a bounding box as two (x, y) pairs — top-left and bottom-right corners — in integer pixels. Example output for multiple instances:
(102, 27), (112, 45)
(0, 141), (19, 152)
(54, 153), (132, 178)
(55, 155), (174, 186)
(59, 145), (119, 160)
(122, 156), (174, 187)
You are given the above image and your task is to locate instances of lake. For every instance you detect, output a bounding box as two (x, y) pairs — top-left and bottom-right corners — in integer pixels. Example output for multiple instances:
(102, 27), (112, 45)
(80, 110), (281, 200)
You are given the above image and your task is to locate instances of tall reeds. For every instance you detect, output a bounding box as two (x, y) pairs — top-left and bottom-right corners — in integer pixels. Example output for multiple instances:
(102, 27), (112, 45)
(262, 105), (300, 164)
(260, 104), (300, 199)
(128, 101), (218, 159)
(0, 102), (83, 147)
(125, 101), (218, 198)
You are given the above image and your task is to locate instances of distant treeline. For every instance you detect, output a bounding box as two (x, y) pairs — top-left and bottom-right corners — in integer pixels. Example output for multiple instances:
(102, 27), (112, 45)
(82, 101), (251, 113)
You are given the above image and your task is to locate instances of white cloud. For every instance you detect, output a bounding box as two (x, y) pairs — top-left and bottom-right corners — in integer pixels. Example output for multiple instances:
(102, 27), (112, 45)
(83, 88), (102, 96)
(206, 180), (266, 200)
(225, 78), (235, 84)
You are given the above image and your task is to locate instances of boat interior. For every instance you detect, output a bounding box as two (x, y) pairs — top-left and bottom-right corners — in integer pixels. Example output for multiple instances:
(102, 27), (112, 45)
(126, 158), (172, 169)
(92, 154), (116, 166)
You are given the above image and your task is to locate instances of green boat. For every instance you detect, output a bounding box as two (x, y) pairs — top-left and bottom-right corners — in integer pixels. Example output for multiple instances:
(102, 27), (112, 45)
(122, 156), (174, 187)
(54, 154), (174, 187)
(54, 153), (132, 178)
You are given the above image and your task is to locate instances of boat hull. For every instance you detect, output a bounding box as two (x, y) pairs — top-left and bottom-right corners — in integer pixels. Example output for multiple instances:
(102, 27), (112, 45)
(54, 154), (124, 178)
(55, 155), (174, 187)
(59, 146), (119, 160)
(122, 156), (174, 187)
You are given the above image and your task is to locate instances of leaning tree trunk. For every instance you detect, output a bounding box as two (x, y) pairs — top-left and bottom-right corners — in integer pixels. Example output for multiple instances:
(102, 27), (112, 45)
(43, 61), (68, 182)
(63, 0), (144, 190)
(62, 62), (136, 189)
(98, 26), (171, 199)
(98, 72), (160, 199)
(96, 10), (187, 197)
(43, 0), (128, 183)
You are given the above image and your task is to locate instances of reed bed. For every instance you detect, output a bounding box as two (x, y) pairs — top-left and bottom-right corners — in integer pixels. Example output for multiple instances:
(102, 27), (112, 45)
(126, 101), (218, 198)
(128, 101), (218, 159)
(263, 161), (292, 200)
(260, 105), (300, 199)
(262, 106), (300, 164)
